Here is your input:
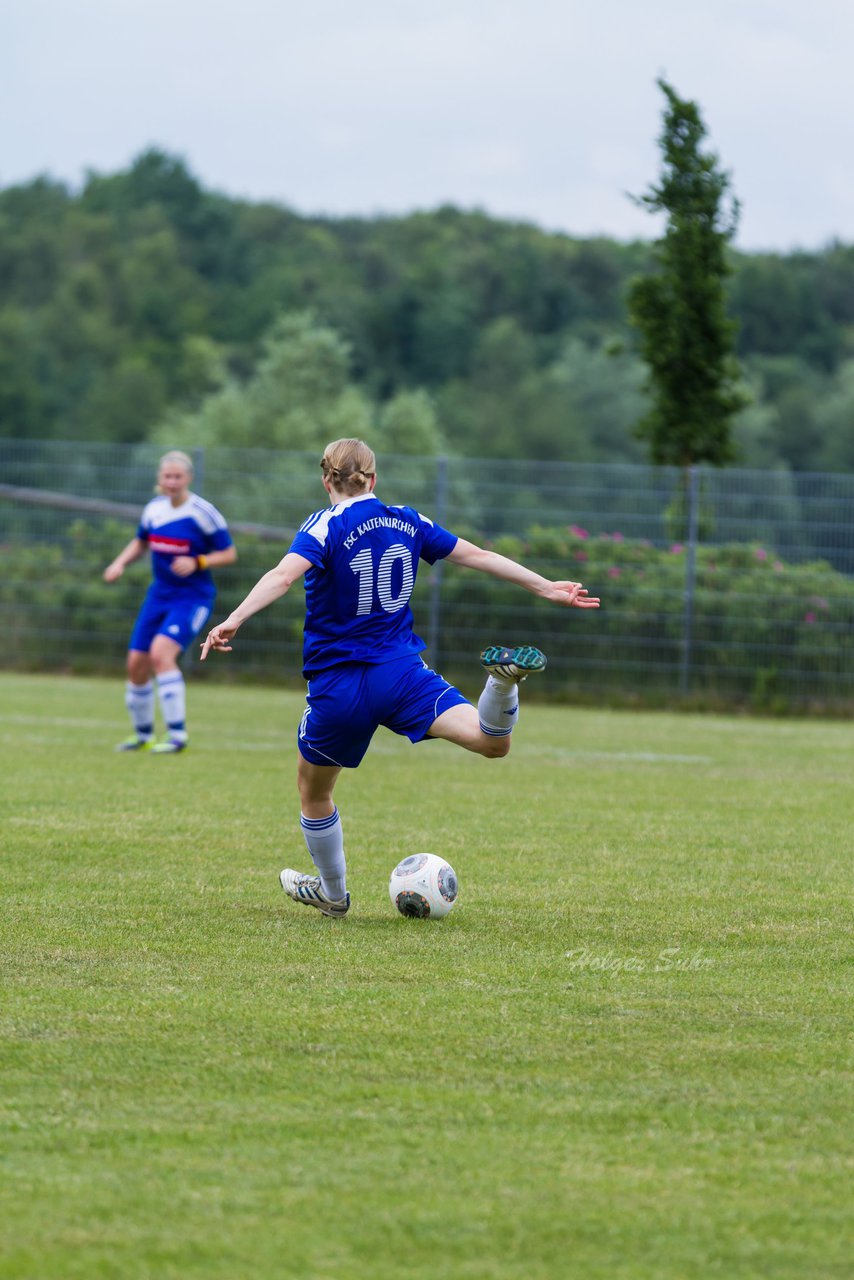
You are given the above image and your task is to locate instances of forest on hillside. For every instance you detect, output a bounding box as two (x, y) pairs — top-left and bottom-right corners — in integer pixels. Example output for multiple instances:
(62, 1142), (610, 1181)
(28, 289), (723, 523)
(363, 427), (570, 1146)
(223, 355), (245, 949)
(3, 148), (854, 472)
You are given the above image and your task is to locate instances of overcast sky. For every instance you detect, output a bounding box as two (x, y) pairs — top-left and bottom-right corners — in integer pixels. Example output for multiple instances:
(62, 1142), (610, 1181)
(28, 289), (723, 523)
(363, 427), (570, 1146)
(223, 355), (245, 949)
(3, 0), (854, 252)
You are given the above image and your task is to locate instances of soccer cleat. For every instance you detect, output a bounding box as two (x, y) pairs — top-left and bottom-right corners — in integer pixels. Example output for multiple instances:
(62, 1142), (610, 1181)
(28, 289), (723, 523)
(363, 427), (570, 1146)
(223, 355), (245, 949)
(115, 735), (153, 752)
(151, 734), (189, 755)
(279, 868), (350, 917)
(480, 644), (547, 682)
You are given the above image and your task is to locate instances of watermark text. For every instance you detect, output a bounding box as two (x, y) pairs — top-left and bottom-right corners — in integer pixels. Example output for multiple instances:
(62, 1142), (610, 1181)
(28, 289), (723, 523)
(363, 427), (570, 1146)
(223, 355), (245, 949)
(564, 945), (715, 974)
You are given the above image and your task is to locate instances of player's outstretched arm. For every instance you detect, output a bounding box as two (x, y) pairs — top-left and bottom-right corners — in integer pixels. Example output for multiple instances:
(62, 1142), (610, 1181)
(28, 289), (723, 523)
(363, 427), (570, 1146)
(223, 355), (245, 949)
(201, 552), (311, 659)
(103, 537), (147, 583)
(446, 538), (600, 608)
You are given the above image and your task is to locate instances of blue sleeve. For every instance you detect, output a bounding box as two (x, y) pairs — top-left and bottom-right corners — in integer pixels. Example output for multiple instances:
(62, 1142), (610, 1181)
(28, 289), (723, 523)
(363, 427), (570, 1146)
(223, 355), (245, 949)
(207, 527), (233, 552)
(289, 529), (326, 570)
(417, 512), (458, 565)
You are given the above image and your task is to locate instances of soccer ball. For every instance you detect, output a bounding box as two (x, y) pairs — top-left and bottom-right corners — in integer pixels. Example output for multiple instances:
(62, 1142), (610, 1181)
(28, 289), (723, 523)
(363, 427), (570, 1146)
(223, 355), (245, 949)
(389, 853), (459, 919)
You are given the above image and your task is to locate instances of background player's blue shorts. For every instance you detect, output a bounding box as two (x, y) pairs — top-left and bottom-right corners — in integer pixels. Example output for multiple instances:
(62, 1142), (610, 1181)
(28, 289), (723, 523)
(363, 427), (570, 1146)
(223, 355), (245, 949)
(297, 654), (470, 768)
(129, 586), (213, 653)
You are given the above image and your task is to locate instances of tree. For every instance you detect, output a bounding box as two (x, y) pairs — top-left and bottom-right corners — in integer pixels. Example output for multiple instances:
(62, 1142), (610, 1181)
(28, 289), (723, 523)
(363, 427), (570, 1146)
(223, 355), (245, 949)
(154, 309), (455, 461)
(628, 79), (746, 467)
(376, 389), (446, 455)
(153, 311), (373, 452)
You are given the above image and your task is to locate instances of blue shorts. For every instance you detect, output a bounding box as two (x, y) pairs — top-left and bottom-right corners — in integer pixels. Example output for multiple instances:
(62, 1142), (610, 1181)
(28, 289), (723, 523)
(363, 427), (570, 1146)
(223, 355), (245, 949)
(129, 587), (214, 654)
(297, 655), (470, 768)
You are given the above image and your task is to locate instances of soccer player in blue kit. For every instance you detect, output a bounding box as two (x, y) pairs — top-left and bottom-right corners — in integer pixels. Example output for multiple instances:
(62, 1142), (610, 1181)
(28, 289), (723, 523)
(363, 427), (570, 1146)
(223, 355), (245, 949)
(201, 438), (598, 915)
(104, 450), (237, 753)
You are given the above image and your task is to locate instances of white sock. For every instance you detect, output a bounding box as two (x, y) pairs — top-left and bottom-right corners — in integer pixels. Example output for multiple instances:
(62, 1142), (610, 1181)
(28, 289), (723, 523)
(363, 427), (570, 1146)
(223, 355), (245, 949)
(156, 671), (186, 733)
(300, 808), (346, 900)
(478, 673), (519, 737)
(125, 681), (155, 739)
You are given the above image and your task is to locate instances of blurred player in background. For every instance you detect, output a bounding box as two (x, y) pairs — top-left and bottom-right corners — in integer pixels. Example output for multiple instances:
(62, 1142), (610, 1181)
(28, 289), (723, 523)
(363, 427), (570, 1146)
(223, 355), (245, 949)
(103, 450), (237, 753)
(201, 437), (598, 913)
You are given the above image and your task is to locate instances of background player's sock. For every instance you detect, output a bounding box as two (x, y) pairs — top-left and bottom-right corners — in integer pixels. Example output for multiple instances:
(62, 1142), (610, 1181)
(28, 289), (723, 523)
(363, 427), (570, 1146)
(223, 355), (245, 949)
(300, 808), (347, 899)
(478, 673), (519, 736)
(125, 680), (155, 739)
(156, 671), (186, 733)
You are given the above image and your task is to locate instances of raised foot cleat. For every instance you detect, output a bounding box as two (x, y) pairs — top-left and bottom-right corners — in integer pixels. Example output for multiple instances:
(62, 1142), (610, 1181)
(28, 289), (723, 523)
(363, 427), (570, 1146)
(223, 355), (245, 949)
(480, 644), (547, 682)
(279, 868), (350, 917)
(115, 735), (153, 752)
(151, 734), (189, 755)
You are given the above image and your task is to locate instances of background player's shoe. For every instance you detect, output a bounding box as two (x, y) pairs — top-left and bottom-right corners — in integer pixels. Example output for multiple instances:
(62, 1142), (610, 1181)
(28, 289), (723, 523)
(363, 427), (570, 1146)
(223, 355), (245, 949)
(151, 732), (189, 754)
(279, 868), (351, 917)
(115, 735), (153, 752)
(480, 644), (547, 682)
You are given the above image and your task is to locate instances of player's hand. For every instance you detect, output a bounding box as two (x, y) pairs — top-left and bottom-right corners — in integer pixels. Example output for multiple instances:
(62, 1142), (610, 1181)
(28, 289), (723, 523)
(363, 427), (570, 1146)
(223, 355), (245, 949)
(200, 621), (238, 660)
(171, 555), (198, 578)
(545, 580), (601, 608)
(103, 563), (122, 583)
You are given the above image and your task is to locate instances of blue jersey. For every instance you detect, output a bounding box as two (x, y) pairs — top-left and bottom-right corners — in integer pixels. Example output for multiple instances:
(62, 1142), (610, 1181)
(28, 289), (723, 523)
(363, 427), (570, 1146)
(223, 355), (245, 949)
(288, 493), (458, 675)
(137, 494), (233, 600)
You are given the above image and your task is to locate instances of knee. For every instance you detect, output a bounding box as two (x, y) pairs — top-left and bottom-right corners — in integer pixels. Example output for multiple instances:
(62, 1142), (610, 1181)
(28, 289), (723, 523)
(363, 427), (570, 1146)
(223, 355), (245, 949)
(297, 767), (327, 809)
(299, 784), (334, 811)
(298, 781), (336, 819)
(150, 643), (179, 675)
(127, 652), (150, 683)
(480, 735), (511, 760)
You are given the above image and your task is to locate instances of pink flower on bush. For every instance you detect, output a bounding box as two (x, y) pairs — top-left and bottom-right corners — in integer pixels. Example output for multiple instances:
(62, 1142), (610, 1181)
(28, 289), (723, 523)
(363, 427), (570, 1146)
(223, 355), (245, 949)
(670, 543), (684, 554)
(612, 532), (624, 542)
(570, 525), (589, 540)
(804, 612), (816, 624)
(756, 548), (768, 561)
(574, 550), (588, 562)
(773, 561), (784, 572)
(608, 566), (621, 579)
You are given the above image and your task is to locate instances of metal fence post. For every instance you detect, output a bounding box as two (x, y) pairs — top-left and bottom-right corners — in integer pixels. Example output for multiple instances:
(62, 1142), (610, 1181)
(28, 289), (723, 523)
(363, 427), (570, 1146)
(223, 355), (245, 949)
(183, 447), (207, 671)
(427, 454), (448, 666)
(193, 446), (206, 492)
(679, 463), (700, 695)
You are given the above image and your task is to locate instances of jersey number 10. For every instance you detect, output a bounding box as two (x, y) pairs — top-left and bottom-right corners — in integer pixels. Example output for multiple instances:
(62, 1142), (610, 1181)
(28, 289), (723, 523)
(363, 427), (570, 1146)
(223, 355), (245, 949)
(350, 543), (415, 615)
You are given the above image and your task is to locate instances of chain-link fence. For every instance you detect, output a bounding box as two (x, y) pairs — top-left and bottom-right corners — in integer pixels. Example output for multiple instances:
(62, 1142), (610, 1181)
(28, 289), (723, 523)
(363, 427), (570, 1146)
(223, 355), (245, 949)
(3, 438), (854, 709)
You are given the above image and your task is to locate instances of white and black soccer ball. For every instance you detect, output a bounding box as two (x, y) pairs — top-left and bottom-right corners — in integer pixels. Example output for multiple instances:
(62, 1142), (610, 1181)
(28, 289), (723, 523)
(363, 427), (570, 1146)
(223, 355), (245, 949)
(389, 853), (459, 919)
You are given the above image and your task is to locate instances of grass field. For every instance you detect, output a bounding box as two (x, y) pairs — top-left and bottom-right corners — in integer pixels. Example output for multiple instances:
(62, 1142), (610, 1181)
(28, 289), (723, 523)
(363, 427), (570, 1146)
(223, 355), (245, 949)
(1, 672), (851, 1279)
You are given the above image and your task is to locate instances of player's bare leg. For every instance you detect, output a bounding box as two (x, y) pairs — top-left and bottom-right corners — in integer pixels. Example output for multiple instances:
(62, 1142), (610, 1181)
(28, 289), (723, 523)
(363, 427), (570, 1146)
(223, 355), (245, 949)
(429, 644), (546, 757)
(127, 648), (153, 685)
(428, 703), (511, 758)
(297, 757), (341, 819)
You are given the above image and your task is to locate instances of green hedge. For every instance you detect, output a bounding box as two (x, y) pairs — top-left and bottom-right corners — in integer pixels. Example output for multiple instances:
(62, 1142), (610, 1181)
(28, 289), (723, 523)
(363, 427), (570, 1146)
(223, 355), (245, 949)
(3, 514), (854, 710)
(436, 524), (854, 709)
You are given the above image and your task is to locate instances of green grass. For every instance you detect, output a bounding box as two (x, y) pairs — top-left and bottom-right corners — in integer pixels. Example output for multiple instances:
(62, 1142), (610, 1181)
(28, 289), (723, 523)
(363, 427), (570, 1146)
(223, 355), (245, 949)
(1, 672), (851, 1279)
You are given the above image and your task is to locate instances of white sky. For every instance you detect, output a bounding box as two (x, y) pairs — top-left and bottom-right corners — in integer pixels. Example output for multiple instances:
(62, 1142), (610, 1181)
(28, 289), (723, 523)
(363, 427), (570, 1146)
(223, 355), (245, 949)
(3, 0), (854, 251)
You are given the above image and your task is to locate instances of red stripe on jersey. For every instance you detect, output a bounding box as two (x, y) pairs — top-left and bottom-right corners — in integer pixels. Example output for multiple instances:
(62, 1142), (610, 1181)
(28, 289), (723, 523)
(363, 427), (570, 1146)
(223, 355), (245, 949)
(149, 535), (192, 554)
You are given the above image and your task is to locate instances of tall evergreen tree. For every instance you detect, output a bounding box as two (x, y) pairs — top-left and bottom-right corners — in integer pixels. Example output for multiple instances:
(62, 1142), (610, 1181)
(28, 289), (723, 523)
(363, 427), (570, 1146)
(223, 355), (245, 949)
(628, 79), (745, 466)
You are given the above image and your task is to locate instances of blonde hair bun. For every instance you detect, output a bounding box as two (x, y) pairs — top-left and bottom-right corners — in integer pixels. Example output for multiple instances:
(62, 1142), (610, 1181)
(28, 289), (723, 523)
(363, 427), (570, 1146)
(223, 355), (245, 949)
(320, 439), (376, 496)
